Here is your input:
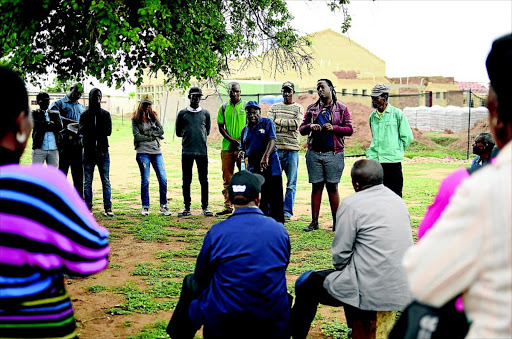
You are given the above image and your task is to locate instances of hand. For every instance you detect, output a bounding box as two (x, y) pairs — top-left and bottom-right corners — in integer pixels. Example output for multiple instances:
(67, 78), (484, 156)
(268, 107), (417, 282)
(310, 123), (321, 131)
(230, 139), (241, 148)
(238, 151), (246, 159)
(260, 155), (269, 171)
(322, 123), (333, 131)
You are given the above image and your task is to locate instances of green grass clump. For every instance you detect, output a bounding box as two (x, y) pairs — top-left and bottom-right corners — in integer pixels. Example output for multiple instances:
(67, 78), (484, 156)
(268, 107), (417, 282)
(87, 285), (108, 293)
(321, 320), (350, 339)
(108, 284), (177, 315)
(127, 319), (169, 339)
(126, 218), (173, 241)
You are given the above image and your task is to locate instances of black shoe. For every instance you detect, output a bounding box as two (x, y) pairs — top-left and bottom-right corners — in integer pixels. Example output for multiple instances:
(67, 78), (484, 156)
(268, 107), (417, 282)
(303, 220), (319, 232)
(216, 209), (232, 216)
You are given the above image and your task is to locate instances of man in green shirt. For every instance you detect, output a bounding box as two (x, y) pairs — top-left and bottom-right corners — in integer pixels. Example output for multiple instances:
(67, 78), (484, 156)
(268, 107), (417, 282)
(216, 82), (247, 215)
(366, 84), (413, 197)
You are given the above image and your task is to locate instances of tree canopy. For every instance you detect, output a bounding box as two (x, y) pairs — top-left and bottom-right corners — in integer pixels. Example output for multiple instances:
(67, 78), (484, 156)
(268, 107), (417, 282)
(0, 0), (350, 89)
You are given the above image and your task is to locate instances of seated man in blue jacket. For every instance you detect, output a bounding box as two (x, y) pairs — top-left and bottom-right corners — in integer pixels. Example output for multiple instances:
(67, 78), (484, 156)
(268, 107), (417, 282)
(167, 170), (291, 339)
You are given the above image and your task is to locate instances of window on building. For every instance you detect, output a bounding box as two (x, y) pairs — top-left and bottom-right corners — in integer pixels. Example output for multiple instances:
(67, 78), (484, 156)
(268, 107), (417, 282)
(443, 92), (446, 99)
(362, 89), (367, 96)
(31, 100), (37, 105)
(353, 89), (358, 95)
(436, 92), (441, 99)
(481, 99), (486, 107)
(342, 89), (347, 96)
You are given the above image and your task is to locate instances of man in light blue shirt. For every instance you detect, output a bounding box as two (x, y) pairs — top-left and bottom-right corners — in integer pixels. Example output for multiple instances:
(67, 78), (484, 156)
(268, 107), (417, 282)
(31, 93), (62, 167)
(50, 84), (85, 197)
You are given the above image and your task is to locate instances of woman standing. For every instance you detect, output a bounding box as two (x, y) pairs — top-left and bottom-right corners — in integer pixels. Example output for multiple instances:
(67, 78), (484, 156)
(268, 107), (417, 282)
(299, 79), (353, 232)
(132, 94), (171, 216)
(0, 67), (110, 338)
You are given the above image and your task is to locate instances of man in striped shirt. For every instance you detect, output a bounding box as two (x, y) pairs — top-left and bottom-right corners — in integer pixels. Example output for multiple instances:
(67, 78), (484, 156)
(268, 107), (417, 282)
(268, 81), (304, 222)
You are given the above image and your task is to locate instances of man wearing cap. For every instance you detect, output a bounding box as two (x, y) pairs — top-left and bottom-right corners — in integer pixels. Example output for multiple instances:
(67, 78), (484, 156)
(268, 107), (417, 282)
(31, 92), (62, 167)
(216, 82), (246, 216)
(167, 170), (291, 339)
(239, 101), (284, 223)
(51, 84), (86, 197)
(175, 87), (213, 217)
(366, 84), (413, 197)
(268, 81), (304, 222)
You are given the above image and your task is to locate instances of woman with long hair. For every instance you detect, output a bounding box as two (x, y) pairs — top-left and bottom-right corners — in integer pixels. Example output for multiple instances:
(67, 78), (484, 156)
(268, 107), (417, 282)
(299, 79), (353, 232)
(132, 94), (171, 216)
(0, 67), (109, 338)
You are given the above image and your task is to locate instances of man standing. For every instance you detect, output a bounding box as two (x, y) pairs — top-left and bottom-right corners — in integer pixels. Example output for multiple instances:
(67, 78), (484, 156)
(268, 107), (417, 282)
(79, 88), (113, 216)
(175, 87), (213, 217)
(268, 81), (303, 222)
(167, 171), (291, 339)
(240, 101), (284, 223)
(216, 82), (246, 216)
(31, 93), (62, 167)
(51, 84), (86, 197)
(471, 132), (495, 170)
(291, 159), (413, 338)
(366, 84), (413, 197)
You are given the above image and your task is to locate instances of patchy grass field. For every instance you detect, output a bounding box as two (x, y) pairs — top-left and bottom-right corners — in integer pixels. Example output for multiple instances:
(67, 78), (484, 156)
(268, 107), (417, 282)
(20, 116), (470, 338)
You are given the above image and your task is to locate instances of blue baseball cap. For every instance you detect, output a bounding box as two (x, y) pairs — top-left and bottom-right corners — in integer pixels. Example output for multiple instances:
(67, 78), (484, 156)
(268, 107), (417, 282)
(245, 101), (261, 109)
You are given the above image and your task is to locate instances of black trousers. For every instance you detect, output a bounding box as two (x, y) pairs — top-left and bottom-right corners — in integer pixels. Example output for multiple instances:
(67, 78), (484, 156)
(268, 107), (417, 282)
(291, 270), (373, 339)
(167, 274), (202, 339)
(259, 174), (284, 223)
(59, 143), (84, 198)
(381, 162), (403, 197)
(181, 154), (209, 210)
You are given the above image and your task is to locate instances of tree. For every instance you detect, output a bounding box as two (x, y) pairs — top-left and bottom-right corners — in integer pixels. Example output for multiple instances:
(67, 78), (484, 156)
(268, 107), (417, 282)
(0, 0), (351, 89)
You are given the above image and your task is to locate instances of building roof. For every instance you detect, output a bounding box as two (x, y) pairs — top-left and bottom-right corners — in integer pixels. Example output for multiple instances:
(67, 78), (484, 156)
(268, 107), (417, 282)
(456, 81), (488, 93)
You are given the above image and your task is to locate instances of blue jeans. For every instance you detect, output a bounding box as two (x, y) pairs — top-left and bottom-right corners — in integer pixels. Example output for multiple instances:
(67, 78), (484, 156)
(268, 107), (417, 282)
(136, 153), (168, 207)
(84, 152), (112, 210)
(278, 150), (299, 217)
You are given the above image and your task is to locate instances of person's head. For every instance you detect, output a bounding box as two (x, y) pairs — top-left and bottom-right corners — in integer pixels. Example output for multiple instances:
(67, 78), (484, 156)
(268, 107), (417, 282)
(281, 81), (295, 105)
(228, 170), (265, 208)
(371, 84), (389, 112)
(36, 92), (50, 111)
(88, 88), (102, 111)
(245, 101), (261, 126)
(133, 93), (157, 123)
(0, 66), (31, 160)
(351, 159), (384, 192)
(68, 83), (83, 102)
(228, 82), (241, 104)
(316, 79), (336, 105)
(188, 87), (202, 109)
(472, 132), (495, 156)
(486, 33), (512, 149)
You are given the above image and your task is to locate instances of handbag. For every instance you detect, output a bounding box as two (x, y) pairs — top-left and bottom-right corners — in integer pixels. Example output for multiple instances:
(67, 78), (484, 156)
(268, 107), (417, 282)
(389, 298), (470, 339)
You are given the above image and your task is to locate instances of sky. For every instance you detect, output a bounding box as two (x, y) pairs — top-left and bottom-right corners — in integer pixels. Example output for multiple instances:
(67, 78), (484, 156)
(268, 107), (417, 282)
(287, 0), (512, 83)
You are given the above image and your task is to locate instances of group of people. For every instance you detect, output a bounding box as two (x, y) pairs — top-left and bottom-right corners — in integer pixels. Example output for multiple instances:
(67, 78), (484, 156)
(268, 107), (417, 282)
(0, 33), (510, 339)
(30, 85), (114, 216)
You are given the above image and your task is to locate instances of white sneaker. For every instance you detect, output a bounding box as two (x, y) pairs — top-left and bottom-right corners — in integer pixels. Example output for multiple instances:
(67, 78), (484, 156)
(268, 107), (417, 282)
(160, 205), (172, 216)
(141, 207), (150, 216)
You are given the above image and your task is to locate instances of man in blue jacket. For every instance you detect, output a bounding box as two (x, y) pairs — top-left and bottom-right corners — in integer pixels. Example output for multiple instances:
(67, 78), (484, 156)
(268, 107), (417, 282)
(167, 170), (291, 339)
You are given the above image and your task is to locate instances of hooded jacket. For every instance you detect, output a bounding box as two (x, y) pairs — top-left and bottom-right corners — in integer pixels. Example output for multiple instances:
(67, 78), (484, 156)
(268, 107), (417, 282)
(79, 88), (112, 156)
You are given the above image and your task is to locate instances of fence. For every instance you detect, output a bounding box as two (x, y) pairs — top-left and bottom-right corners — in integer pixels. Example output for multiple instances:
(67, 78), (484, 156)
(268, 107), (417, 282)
(158, 89), (489, 160)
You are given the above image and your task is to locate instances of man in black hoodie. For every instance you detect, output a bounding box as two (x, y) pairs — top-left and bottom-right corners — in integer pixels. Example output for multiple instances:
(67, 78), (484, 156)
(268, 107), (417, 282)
(79, 88), (114, 216)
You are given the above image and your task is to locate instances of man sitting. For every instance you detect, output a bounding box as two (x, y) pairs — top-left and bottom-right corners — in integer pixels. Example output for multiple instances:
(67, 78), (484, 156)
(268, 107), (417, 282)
(291, 159), (413, 338)
(167, 170), (291, 339)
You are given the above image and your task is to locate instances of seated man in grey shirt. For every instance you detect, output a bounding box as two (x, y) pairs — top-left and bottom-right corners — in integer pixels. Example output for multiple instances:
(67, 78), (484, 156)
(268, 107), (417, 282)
(291, 159), (413, 339)
(175, 87), (213, 217)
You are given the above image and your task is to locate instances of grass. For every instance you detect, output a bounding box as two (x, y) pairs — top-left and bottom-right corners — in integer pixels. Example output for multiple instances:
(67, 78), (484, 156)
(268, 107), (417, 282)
(31, 115), (470, 338)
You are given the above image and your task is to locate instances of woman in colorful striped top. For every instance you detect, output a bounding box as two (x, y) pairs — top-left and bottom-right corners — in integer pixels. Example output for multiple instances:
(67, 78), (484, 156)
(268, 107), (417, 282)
(0, 66), (110, 339)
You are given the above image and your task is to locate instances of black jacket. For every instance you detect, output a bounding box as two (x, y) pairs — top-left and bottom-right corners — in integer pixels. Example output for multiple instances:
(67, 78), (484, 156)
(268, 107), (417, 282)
(79, 108), (112, 156)
(30, 109), (63, 149)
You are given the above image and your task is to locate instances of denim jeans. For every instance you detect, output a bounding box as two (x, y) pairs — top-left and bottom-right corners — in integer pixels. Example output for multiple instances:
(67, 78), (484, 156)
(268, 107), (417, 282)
(136, 153), (168, 207)
(277, 150), (299, 217)
(83, 152), (112, 210)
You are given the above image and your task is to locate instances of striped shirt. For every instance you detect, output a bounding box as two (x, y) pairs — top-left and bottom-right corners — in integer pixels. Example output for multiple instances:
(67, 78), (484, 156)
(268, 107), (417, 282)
(267, 102), (304, 151)
(0, 164), (110, 339)
(403, 141), (512, 338)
